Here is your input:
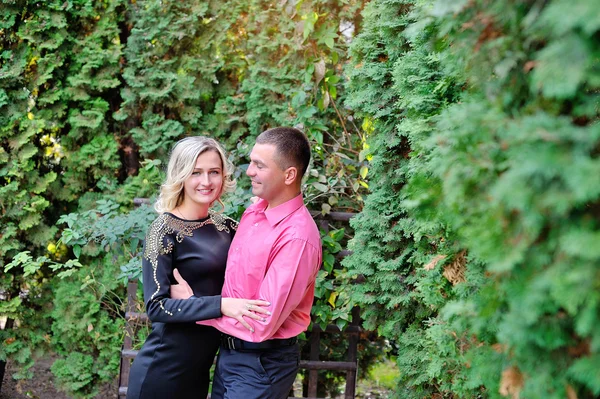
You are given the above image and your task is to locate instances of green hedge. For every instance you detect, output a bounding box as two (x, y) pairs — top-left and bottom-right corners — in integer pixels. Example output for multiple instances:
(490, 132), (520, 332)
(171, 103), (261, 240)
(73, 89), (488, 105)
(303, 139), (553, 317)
(345, 0), (600, 397)
(1, 0), (372, 397)
(3, 0), (598, 397)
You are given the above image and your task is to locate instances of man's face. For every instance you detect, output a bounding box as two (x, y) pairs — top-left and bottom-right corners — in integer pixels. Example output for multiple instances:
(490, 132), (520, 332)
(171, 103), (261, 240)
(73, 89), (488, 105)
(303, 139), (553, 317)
(246, 143), (287, 206)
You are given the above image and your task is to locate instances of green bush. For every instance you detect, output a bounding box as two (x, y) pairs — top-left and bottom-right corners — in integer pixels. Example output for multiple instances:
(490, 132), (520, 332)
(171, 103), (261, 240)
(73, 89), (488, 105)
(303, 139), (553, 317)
(2, 0), (370, 397)
(345, 0), (600, 397)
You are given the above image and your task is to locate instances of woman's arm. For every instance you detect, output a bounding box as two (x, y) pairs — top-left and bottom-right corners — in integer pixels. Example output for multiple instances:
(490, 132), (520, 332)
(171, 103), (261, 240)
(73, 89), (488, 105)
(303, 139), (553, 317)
(141, 217), (223, 324)
(170, 269), (271, 332)
(142, 240), (223, 323)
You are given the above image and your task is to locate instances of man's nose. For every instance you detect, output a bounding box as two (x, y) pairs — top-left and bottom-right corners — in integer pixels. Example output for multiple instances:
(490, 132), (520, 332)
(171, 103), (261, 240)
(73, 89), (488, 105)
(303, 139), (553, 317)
(246, 164), (255, 176)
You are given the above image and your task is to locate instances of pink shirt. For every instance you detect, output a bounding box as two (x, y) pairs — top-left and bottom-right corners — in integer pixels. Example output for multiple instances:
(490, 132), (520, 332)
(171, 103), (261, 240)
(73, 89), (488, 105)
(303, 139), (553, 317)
(198, 194), (322, 341)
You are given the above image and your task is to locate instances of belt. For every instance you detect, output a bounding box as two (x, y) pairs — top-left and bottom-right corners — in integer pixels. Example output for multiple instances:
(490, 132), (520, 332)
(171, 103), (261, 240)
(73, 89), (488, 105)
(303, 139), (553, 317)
(220, 335), (297, 351)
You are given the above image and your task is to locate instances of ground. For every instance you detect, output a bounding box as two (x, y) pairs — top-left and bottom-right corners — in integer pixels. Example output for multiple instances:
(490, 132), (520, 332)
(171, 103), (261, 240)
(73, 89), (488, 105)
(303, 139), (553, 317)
(1, 357), (395, 398)
(1, 357), (67, 399)
(0, 358), (115, 399)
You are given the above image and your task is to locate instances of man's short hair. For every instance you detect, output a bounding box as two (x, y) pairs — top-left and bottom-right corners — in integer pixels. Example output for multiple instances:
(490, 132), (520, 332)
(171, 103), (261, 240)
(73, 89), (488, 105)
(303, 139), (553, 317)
(256, 127), (311, 179)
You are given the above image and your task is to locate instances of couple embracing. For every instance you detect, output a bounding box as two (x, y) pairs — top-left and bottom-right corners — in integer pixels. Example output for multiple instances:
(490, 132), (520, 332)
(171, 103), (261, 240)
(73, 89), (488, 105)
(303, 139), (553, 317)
(126, 127), (322, 399)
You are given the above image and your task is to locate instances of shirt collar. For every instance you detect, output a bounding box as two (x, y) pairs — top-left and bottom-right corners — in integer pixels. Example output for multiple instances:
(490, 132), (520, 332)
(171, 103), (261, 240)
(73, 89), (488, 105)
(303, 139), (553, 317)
(252, 194), (304, 227)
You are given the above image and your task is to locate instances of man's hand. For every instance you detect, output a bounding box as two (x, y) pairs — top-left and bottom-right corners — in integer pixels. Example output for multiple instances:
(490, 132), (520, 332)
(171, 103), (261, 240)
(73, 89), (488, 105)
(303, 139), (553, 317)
(170, 269), (194, 299)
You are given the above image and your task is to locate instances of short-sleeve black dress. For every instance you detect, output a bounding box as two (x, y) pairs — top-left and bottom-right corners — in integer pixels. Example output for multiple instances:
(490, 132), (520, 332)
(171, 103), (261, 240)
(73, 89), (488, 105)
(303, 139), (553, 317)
(126, 211), (237, 399)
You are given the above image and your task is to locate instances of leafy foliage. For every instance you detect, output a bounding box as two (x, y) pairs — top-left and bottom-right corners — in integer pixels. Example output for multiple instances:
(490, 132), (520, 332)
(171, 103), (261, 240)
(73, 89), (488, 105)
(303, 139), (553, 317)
(344, 0), (600, 397)
(4, 0), (596, 397)
(1, 0), (369, 397)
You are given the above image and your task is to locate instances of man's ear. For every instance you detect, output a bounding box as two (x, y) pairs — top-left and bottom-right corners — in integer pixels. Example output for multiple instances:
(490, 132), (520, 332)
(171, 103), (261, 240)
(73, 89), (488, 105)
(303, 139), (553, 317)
(284, 166), (298, 186)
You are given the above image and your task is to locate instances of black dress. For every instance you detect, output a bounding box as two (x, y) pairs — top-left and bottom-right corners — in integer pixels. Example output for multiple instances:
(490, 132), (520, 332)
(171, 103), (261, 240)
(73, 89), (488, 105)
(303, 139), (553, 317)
(126, 211), (237, 399)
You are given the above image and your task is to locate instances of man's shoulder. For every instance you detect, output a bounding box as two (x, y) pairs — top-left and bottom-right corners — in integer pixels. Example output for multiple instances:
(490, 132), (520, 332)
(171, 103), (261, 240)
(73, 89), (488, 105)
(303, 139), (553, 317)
(282, 205), (321, 244)
(241, 199), (265, 217)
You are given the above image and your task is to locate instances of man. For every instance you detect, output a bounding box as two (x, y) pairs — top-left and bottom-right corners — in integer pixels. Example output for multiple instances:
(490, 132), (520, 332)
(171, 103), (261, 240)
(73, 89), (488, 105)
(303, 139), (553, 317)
(172, 127), (322, 399)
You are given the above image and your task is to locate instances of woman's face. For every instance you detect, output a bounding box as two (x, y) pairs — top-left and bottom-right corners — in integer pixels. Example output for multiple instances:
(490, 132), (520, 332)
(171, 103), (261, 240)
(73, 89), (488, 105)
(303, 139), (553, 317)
(182, 150), (224, 210)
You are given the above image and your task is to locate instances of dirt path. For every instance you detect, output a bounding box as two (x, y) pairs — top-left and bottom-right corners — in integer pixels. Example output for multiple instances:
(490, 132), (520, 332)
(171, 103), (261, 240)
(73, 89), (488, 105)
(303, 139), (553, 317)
(1, 358), (69, 399)
(0, 358), (115, 399)
(1, 358), (391, 399)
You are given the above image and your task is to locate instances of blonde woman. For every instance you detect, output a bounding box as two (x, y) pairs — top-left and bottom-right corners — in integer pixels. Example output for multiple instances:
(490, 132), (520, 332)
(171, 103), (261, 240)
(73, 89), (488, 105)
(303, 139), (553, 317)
(127, 137), (270, 399)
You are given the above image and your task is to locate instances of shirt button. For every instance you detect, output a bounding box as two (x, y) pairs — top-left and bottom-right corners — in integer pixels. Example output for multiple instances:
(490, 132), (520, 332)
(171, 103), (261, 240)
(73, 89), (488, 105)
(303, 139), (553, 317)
(254, 223), (259, 227)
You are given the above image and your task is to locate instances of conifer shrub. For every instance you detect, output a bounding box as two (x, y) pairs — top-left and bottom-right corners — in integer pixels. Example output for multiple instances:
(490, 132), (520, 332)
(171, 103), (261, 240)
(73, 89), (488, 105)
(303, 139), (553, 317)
(344, 0), (600, 397)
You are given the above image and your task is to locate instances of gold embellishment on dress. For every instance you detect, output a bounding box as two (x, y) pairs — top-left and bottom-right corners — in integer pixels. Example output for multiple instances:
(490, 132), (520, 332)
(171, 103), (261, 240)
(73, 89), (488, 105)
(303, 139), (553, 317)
(229, 217), (239, 231)
(143, 211), (231, 316)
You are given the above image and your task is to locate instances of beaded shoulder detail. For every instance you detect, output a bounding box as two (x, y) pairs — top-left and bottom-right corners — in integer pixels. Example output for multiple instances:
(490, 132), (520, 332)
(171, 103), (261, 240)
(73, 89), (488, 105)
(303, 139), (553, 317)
(143, 211), (233, 314)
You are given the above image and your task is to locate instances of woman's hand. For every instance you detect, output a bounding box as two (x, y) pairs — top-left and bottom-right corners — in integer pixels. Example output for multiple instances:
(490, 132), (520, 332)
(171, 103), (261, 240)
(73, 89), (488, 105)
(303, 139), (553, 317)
(221, 298), (271, 332)
(170, 269), (271, 332)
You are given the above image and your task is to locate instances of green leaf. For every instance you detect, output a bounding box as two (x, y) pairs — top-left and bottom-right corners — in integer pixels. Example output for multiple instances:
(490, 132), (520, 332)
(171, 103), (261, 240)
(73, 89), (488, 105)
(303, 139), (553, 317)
(532, 35), (589, 99)
(302, 12), (319, 40)
(73, 245), (81, 259)
(329, 85), (337, 99)
(312, 182), (328, 192)
(330, 228), (345, 242)
(331, 51), (339, 64)
(568, 355), (600, 394)
(326, 75), (340, 84)
(323, 252), (335, 273)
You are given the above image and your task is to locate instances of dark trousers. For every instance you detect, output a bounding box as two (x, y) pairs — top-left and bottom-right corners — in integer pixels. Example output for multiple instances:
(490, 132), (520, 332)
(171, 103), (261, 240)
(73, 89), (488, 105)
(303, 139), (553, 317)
(211, 343), (299, 399)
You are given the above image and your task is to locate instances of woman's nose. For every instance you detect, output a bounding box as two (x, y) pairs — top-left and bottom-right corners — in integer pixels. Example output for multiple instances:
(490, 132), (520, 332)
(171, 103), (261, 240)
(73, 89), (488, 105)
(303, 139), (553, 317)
(200, 173), (210, 185)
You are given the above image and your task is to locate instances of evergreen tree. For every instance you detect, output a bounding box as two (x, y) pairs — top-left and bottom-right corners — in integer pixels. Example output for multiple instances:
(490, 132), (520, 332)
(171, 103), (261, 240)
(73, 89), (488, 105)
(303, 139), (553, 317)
(345, 0), (600, 397)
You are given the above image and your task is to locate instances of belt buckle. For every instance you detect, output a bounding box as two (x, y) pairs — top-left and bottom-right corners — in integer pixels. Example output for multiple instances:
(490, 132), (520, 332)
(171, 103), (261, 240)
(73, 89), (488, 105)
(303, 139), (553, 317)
(227, 336), (236, 350)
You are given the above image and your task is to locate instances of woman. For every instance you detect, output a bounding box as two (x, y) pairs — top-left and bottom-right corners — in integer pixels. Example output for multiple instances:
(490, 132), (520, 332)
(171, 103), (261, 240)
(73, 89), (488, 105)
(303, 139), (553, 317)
(127, 137), (270, 399)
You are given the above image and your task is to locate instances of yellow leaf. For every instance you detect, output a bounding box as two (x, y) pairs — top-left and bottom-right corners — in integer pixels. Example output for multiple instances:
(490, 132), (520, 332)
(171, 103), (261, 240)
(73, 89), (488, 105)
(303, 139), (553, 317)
(47, 243), (57, 253)
(27, 112), (34, 120)
(327, 291), (338, 307)
(27, 56), (38, 68)
(360, 166), (368, 179)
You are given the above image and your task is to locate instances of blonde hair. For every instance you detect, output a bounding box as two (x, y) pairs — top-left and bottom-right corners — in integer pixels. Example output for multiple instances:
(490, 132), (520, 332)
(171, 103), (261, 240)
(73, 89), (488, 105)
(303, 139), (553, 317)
(154, 136), (236, 213)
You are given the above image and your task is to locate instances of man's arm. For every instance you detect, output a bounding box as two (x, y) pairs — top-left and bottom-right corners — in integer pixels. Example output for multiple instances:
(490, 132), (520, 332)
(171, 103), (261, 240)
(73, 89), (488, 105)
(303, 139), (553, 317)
(199, 238), (320, 341)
